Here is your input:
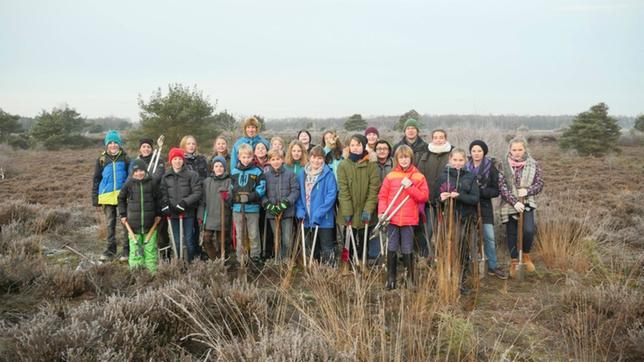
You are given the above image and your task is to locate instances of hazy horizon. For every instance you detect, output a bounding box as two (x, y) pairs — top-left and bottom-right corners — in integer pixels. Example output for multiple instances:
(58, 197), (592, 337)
(1, 0), (642, 121)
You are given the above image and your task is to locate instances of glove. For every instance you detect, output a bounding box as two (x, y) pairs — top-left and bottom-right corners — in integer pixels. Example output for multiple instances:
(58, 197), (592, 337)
(198, 218), (203, 225)
(219, 190), (229, 200)
(269, 204), (281, 216)
(514, 202), (525, 213)
(161, 205), (171, 216)
(518, 188), (528, 197)
(361, 210), (371, 223)
(262, 199), (271, 209)
(344, 215), (352, 224)
(278, 199), (290, 211)
(401, 177), (412, 188)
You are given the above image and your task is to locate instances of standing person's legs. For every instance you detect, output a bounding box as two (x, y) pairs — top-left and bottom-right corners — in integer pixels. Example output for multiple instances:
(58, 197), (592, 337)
(368, 233), (381, 262)
(506, 218), (519, 260)
(232, 212), (245, 260)
(157, 218), (170, 260)
(245, 213), (261, 260)
(280, 217), (293, 259)
(170, 218), (181, 257)
(183, 217), (196, 262)
(103, 205), (117, 256)
(399, 226), (414, 255)
(522, 211), (536, 253)
(482, 223), (498, 269)
(318, 228), (336, 265)
(202, 230), (217, 259)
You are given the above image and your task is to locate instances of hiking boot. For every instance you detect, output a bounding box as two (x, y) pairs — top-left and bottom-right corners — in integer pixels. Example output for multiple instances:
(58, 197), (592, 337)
(509, 259), (519, 279)
(402, 253), (414, 288)
(118, 249), (129, 262)
(386, 252), (397, 290)
(522, 253), (536, 273)
(99, 251), (114, 261)
(488, 267), (508, 280)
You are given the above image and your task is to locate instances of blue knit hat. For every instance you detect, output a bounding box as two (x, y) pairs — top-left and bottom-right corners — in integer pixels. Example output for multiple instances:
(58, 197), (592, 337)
(212, 155), (227, 170)
(104, 130), (122, 146)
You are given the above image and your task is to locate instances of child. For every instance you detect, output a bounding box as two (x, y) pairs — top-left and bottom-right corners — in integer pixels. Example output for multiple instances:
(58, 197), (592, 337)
(131, 138), (165, 183)
(197, 156), (232, 259)
(284, 140), (308, 177)
(298, 130), (315, 152)
(160, 148), (203, 262)
(230, 143), (267, 266)
(270, 136), (285, 152)
(466, 140), (507, 279)
(211, 136), (231, 172)
(378, 145), (429, 289)
(118, 159), (161, 272)
(432, 148), (480, 295)
(181, 135), (209, 180)
(231, 116), (269, 173)
(336, 134), (380, 266)
(296, 146), (338, 264)
(365, 126), (379, 153)
(253, 141), (270, 172)
(92, 130), (130, 261)
(498, 137), (544, 278)
(321, 130), (343, 178)
(261, 149), (300, 260)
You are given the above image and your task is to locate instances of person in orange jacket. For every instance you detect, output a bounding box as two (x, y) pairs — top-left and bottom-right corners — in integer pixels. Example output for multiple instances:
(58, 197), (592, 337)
(378, 145), (429, 289)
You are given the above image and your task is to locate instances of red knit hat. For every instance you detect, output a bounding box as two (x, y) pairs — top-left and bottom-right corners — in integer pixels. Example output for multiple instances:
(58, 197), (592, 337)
(168, 147), (185, 162)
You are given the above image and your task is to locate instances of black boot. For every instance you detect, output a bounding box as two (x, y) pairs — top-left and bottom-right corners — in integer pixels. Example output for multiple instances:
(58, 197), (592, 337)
(386, 252), (397, 290)
(403, 253), (414, 288)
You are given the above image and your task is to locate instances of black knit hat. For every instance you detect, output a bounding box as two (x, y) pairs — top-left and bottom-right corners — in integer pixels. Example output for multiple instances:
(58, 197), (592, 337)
(131, 159), (148, 173)
(469, 139), (489, 156)
(139, 138), (154, 148)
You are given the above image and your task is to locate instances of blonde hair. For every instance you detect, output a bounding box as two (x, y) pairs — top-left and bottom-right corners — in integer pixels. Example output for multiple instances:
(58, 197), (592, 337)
(242, 116), (261, 134)
(268, 148), (284, 160)
(213, 136), (229, 156)
(180, 135), (199, 154)
(393, 145), (414, 168)
(270, 136), (285, 150)
(237, 143), (253, 156)
(508, 136), (529, 154)
(449, 148), (467, 159)
(285, 140), (308, 166)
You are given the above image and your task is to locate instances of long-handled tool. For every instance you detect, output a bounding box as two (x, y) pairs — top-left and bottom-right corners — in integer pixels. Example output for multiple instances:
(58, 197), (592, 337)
(308, 225), (319, 266)
(220, 192), (226, 259)
(370, 195), (410, 239)
(122, 220), (141, 258)
(446, 197), (455, 280)
(362, 222), (369, 268)
(166, 216), (178, 258)
(274, 213), (282, 262)
(149, 135), (165, 174)
(348, 225), (359, 266)
(262, 213), (268, 259)
(371, 185), (405, 236)
(516, 196), (526, 281)
(300, 220), (307, 268)
(421, 207), (434, 265)
(144, 217), (161, 244)
(179, 213), (185, 261)
(476, 203), (487, 279)
(341, 224), (351, 265)
(198, 210), (207, 247)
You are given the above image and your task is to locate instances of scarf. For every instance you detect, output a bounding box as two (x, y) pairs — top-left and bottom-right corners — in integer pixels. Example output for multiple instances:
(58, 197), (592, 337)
(466, 157), (492, 185)
(508, 157), (526, 170)
(428, 142), (452, 154)
(348, 151), (367, 163)
(500, 154), (538, 223)
(304, 164), (324, 215)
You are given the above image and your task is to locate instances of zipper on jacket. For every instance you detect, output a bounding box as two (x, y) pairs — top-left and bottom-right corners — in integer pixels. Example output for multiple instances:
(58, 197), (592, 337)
(112, 160), (117, 192)
(140, 182), (144, 234)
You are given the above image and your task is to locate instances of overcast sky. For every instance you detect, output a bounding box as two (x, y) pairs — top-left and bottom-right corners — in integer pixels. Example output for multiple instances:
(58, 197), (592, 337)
(1, 0), (642, 121)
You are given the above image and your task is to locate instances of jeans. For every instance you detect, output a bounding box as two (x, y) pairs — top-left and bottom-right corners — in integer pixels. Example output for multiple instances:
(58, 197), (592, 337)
(103, 205), (127, 255)
(415, 205), (434, 257)
(368, 233), (381, 259)
(482, 223), (499, 269)
(269, 217), (294, 259)
(304, 227), (336, 265)
(169, 217), (197, 262)
(506, 211), (535, 259)
(233, 212), (261, 260)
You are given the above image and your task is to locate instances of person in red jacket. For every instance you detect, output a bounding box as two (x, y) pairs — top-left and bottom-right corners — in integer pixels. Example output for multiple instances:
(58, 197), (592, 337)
(378, 145), (429, 289)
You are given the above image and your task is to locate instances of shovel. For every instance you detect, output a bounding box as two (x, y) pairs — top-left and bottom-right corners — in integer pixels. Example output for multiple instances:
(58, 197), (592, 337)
(516, 196), (526, 281)
(166, 216), (178, 259)
(179, 213), (185, 261)
(220, 192), (226, 259)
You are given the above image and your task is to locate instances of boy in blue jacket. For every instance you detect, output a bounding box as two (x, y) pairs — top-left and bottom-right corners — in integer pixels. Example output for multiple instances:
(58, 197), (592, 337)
(296, 146), (338, 265)
(230, 143), (267, 266)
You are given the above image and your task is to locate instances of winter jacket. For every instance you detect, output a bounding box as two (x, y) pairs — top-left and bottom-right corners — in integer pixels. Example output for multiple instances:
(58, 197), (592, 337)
(393, 137), (429, 164)
(296, 164), (337, 228)
(92, 150), (130, 206)
(118, 175), (161, 234)
(418, 144), (454, 202)
(284, 160), (304, 177)
(160, 167), (203, 219)
(197, 173), (232, 231)
(336, 154), (381, 228)
(261, 165), (300, 219)
(498, 155), (544, 223)
(184, 153), (209, 180)
(432, 166), (480, 220)
(376, 158), (393, 182)
(378, 165), (429, 227)
(129, 153), (165, 185)
(231, 135), (269, 174)
(466, 157), (500, 224)
(230, 161), (266, 214)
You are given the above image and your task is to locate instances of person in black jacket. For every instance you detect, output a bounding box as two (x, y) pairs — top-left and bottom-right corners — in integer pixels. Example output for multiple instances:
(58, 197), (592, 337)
(118, 159), (161, 272)
(433, 149), (480, 295)
(161, 148), (203, 262)
(466, 140), (507, 279)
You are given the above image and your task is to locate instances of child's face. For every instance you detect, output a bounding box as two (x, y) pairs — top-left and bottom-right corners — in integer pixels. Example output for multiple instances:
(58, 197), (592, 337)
(405, 126), (418, 140)
(349, 139), (363, 155)
(324, 133), (335, 146)
(213, 163), (225, 176)
(239, 152), (253, 166)
(398, 154), (411, 169)
(366, 132), (378, 144)
(271, 140), (283, 151)
(139, 143), (152, 157)
(214, 139), (227, 154)
(470, 145), (484, 162)
(255, 144), (267, 158)
(171, 157), (184, 170)
(133, 169), (146, 180)
(298, 132), (310, 144)
(184, 138), (197, 154)
(449, 153), (466, 169)
(107, 142), (120, 155)
(291, 145), (302, 161)
(246, 126), (257, 137)
(310, 155), (324, 170)
(432, 132), (446, 146)
(375, 144), (389, 161)
(269, 156), (283, 170)
(510, 142), (526, 160)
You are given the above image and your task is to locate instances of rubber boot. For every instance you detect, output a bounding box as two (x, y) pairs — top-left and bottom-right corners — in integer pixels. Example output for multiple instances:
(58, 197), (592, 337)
(509, 259), (519, 279)
(386, 252), (397, 290)
(522, 253), (536, 273)
(402, 253), (414, 288)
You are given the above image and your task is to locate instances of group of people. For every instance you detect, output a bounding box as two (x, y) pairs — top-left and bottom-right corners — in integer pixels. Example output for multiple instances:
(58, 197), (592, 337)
(92, 117), (543, 292)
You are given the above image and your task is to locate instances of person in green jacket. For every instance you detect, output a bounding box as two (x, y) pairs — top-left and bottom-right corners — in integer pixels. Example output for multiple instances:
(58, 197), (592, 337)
(336, 134), (381, 265)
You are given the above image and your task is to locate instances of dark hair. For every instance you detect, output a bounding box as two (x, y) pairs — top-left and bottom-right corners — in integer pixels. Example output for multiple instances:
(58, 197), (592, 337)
(375, 140), (392, 159)
(297, 130), (312, 143)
